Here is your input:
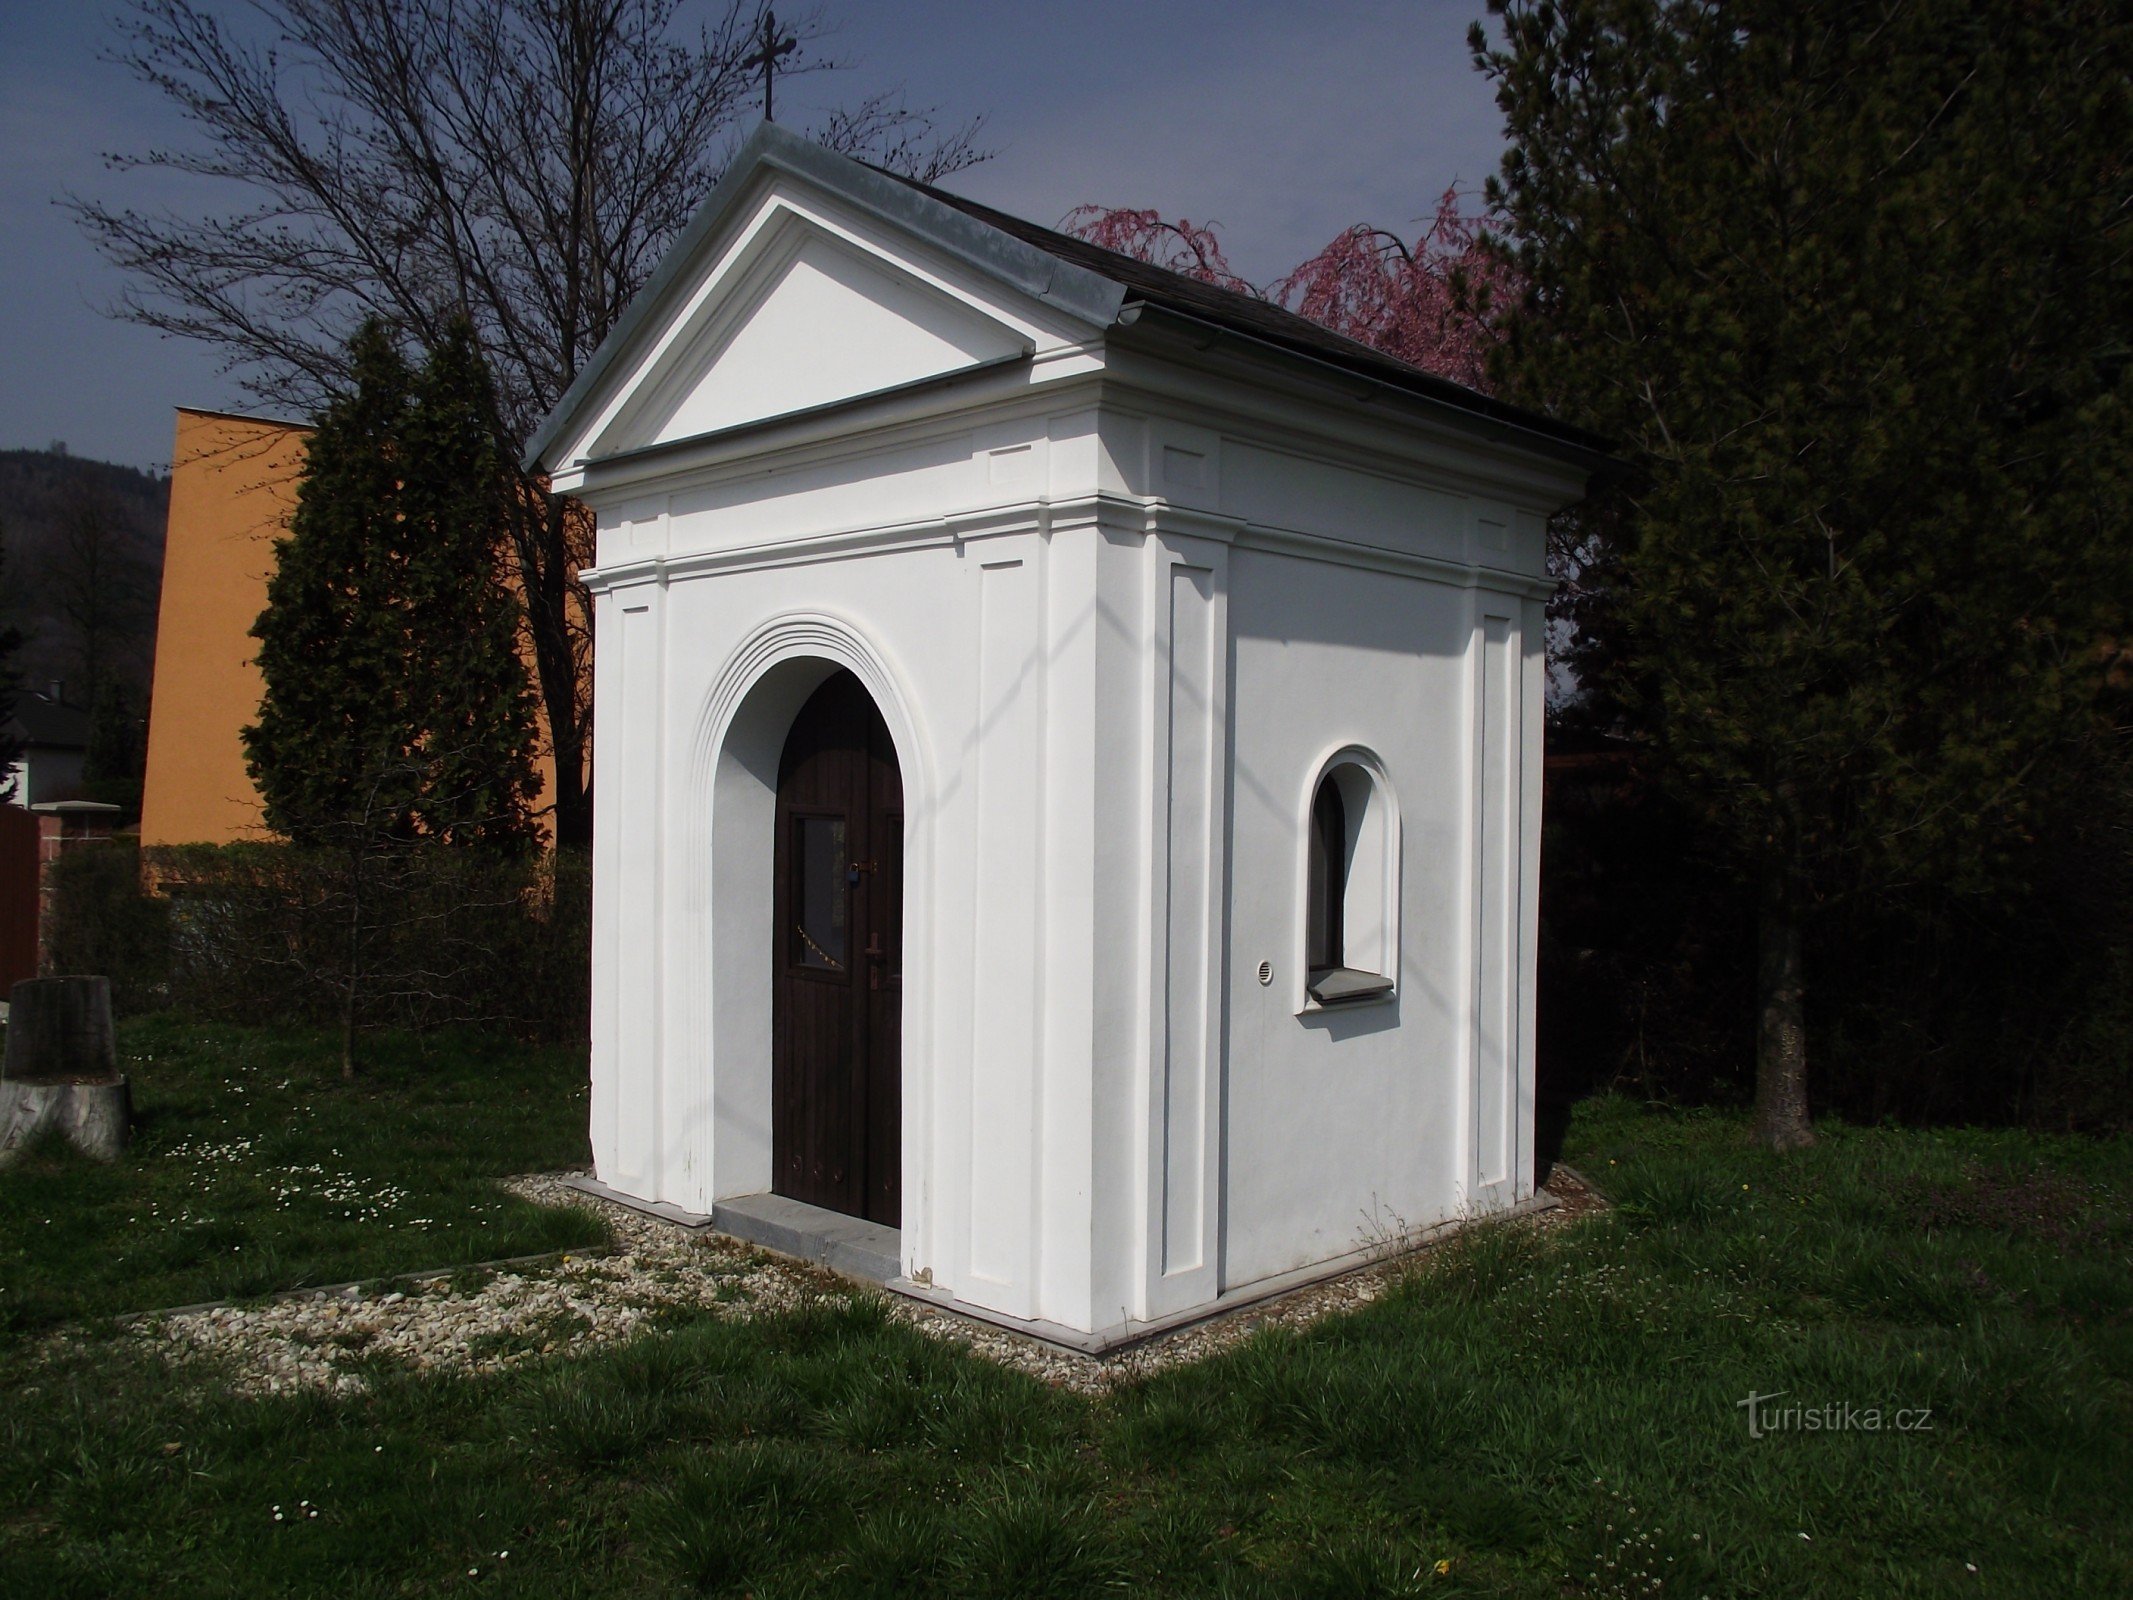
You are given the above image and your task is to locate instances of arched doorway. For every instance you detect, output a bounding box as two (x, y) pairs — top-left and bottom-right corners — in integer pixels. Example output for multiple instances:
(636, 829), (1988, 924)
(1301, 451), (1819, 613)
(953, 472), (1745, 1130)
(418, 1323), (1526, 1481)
(772, 668), (902, 1225)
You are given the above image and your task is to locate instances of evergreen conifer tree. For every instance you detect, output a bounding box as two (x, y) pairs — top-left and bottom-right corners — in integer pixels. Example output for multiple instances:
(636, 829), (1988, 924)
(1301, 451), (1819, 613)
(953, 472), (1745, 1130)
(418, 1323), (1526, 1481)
(1476, 1), (2133, 1146)
(397, 323), (540, 849)
(245, 320), (538, 849)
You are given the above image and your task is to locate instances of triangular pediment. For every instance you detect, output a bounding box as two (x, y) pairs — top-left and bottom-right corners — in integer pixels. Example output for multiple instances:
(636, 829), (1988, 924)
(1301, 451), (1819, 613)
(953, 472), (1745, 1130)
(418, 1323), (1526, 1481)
(583, 214), (1036, 461)
(527, 125), (1131, 477)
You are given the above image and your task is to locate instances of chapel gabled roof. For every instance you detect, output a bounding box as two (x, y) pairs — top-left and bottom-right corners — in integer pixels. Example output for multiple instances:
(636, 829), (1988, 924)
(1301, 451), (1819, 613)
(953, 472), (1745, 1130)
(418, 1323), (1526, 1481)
(526, 122), (1606, 474)
(868, 169), (1608, 457)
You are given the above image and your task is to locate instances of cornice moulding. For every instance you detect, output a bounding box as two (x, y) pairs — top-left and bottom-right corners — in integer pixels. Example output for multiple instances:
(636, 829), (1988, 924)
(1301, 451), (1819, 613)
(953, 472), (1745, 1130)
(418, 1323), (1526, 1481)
(579, 490), (1550, 599)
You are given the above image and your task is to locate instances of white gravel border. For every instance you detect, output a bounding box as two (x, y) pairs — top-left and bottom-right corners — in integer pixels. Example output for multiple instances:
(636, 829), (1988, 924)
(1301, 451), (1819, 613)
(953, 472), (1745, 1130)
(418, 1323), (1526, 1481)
(137, 1169), (1601, 1397)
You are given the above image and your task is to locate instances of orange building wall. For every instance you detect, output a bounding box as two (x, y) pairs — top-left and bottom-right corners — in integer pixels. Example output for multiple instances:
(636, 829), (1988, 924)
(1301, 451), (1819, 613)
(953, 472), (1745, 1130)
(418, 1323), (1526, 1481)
(140, 406), (567, 849)
(139, 408), (306, 849)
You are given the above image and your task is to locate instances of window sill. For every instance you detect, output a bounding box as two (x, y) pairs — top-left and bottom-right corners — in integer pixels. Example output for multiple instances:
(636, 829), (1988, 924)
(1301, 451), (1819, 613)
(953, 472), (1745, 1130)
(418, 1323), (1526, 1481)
(1303, 966), (1396, 1010)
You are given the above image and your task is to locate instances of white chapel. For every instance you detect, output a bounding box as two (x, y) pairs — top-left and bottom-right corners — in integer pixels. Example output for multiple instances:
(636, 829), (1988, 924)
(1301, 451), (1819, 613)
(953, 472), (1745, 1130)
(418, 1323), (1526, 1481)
(527, 124), (1604, 1348)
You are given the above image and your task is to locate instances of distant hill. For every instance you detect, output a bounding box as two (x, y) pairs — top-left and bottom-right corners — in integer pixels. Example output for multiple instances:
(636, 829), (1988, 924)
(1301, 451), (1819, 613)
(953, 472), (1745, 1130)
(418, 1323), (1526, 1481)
(0, 446), (170, 711)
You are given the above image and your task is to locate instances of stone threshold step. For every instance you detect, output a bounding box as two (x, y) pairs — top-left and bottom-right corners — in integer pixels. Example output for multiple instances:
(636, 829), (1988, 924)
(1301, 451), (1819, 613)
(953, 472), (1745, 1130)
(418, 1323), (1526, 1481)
(560, 1177), (901, 1288)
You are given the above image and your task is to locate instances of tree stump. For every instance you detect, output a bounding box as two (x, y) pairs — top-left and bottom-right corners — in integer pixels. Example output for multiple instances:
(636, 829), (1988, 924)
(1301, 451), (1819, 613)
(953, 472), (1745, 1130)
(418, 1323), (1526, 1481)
(0, 976), (130, 1164)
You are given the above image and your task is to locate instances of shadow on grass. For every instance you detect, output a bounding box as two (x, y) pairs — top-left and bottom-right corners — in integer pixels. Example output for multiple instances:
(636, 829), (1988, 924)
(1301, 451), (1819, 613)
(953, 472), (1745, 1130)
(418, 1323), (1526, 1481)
(0, 1015), (603, 1339)
(3, 1092), (2130, 1598)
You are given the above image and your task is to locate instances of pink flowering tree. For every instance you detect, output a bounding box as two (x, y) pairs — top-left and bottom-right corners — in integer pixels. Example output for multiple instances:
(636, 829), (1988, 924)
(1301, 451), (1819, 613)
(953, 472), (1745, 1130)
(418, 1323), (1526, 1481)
(1058, 207), (1259, 296)
(1063, 186), (1518, 393)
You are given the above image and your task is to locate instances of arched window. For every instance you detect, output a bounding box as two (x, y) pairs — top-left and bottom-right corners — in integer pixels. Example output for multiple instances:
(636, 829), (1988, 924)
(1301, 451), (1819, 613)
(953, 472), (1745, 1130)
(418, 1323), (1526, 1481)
(1302, 755), (1398, 1008)
(1307, 776), (1346, 971)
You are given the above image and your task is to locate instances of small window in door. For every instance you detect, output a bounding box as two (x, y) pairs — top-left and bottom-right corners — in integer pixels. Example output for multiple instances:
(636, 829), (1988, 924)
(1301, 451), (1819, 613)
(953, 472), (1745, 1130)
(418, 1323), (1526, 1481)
(792, 814), (848, 971)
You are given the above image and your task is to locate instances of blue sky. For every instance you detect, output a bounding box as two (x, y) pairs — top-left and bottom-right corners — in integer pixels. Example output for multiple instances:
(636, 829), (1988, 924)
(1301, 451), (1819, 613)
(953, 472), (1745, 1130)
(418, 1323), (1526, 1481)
(0, 1), (1507, 473)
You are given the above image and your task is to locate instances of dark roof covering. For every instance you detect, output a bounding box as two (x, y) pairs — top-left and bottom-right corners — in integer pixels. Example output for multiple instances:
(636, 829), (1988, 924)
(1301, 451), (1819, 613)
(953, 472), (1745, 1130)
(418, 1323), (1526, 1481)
(6, 693), (91, 751)
(872, 169), (1609, 457)
(525, 122), (1607, 470)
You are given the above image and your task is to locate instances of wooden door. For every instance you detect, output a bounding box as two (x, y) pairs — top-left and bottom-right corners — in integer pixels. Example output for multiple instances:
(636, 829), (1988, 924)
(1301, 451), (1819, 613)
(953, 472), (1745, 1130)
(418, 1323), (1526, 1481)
(772, 670), (902, 1225)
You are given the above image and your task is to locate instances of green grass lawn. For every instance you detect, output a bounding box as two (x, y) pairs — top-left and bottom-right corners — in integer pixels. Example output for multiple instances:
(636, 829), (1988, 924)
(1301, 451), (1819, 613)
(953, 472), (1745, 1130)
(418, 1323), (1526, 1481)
(0, 1015), (607, 1338)
(3, 1037), (2129, 1597)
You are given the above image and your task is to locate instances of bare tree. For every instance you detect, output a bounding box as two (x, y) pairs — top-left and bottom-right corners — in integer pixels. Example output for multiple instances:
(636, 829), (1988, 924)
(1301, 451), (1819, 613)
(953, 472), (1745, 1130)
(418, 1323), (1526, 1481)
(72, 0), (985, 846)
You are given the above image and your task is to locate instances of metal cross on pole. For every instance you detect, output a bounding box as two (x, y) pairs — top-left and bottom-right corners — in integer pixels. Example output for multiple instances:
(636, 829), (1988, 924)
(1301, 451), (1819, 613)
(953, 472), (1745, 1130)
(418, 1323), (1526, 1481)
(743, 9), (798, 122)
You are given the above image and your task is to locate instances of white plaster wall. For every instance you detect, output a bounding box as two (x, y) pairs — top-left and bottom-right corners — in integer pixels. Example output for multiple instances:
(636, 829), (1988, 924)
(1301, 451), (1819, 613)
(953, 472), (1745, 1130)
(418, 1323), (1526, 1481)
(583, 386), (1557, 1335)
(585, 403), (1177, 1333)
(568, 191), (1570, 1335)
(1221, 548), (1538, 1289)
(1096, 391), (1553, 1303)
